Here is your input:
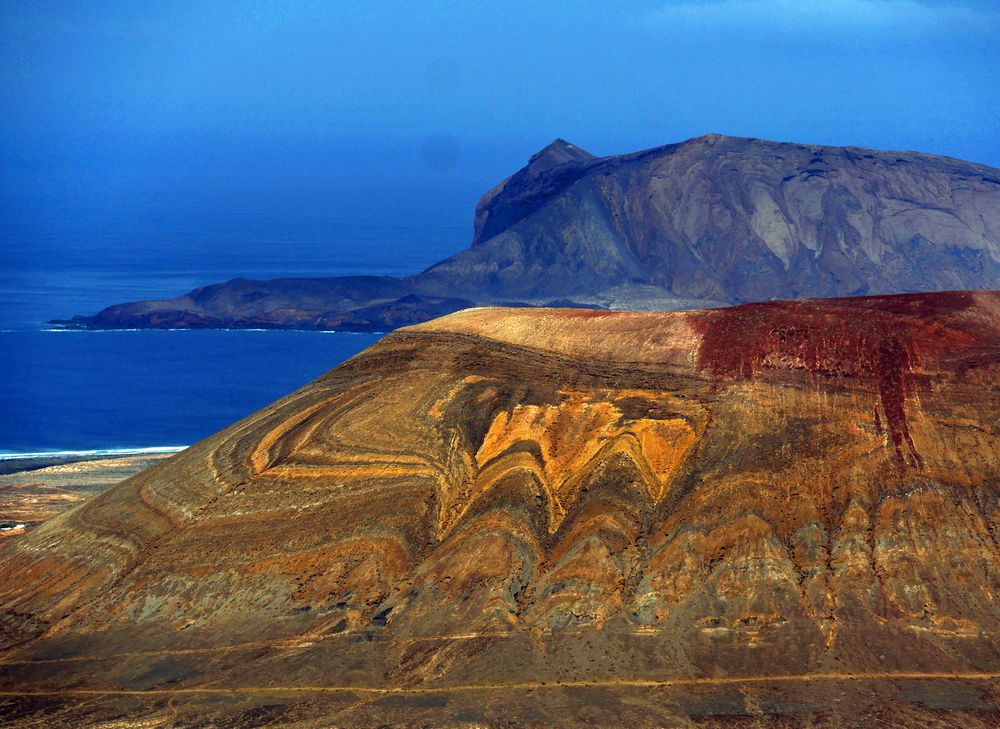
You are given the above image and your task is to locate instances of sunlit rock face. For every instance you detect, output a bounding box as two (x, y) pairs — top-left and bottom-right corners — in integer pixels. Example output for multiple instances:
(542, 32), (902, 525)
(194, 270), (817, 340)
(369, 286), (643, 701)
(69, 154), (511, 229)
(4, 291), (1000, 726)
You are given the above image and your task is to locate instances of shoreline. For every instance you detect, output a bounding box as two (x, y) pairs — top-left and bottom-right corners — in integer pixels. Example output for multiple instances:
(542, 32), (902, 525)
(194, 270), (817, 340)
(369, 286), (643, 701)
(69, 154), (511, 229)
(0, 451), (176, 533)
(34, 327), (391, 334)
(0, 447), (186, 476)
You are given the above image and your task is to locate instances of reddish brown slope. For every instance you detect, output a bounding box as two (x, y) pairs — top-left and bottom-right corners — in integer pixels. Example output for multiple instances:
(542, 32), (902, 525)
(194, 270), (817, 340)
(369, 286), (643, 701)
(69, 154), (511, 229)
(3, 291), (1000, 727)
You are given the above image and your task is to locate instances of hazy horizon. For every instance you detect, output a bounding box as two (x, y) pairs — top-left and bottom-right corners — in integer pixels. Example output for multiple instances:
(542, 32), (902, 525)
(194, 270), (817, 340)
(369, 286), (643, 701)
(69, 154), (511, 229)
(4, 1), (1000, 288)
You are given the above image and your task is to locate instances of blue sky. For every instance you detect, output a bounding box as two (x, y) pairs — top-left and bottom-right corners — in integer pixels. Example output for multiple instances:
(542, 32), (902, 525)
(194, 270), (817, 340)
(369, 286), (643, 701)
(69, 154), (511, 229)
(2, 0), (999, 271)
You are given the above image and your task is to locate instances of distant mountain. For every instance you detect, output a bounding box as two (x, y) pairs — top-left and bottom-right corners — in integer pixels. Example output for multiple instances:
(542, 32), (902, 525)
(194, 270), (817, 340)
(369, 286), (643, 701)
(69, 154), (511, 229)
(56, 134), (1000, 330)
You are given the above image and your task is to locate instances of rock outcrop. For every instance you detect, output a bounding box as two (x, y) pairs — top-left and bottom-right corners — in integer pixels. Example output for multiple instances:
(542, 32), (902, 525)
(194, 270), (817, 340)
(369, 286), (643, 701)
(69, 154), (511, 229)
(56, 135), (1000, 330)
(7, 290), (1000, 726)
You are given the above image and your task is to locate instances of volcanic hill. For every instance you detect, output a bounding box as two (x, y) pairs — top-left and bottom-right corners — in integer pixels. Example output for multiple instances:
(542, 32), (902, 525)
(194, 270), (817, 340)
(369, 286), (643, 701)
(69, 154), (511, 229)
(6, 290), (1000, 726)
(57, 135), (1000, 331)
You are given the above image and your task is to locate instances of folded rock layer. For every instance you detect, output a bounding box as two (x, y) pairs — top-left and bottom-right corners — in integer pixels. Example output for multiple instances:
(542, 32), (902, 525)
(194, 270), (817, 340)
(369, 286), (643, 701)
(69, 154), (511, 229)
(5, 290), (1000, 726)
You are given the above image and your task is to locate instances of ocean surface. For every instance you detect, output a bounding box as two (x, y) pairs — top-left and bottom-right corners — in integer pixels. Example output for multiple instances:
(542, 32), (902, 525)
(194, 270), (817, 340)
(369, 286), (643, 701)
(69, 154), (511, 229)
(0, 183), (473, 455)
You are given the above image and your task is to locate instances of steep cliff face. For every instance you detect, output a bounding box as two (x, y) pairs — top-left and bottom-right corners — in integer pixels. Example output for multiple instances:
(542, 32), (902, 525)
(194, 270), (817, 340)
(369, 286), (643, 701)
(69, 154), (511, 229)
(470, 138), (598, 247)
(57, 135), (1000, 330)
(7, 291), (1000, 726)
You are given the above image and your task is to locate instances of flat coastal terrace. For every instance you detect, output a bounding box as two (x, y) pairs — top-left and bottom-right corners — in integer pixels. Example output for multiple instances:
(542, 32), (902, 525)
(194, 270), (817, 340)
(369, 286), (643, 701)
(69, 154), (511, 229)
(0, 452), (176, 538)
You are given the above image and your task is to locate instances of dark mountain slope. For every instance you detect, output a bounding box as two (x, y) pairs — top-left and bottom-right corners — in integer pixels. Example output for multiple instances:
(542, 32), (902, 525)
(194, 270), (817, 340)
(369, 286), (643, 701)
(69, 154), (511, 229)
(57, 135), (1000, 330)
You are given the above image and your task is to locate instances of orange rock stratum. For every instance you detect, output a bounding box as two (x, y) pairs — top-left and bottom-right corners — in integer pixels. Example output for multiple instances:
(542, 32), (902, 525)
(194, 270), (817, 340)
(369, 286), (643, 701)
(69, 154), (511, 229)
(4, 291), (1000, 727)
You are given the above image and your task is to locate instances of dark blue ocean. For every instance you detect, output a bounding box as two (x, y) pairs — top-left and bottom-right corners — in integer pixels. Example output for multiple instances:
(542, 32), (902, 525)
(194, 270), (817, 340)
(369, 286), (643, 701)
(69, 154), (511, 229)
(0, 182), (474, 455)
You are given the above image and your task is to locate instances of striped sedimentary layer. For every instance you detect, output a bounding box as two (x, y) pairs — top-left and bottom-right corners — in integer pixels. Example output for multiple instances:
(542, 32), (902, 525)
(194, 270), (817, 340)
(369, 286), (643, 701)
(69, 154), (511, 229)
(2, 290), (1000, 727)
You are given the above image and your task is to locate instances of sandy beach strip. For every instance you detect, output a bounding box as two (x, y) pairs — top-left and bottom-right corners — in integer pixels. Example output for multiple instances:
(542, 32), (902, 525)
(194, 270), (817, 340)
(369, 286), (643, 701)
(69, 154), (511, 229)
(0, 449), (183, 535)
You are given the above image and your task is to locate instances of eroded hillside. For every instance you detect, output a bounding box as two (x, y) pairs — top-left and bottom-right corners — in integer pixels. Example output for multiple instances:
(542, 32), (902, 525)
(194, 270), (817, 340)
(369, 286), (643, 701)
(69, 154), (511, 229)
(5, 291), (1000, 726)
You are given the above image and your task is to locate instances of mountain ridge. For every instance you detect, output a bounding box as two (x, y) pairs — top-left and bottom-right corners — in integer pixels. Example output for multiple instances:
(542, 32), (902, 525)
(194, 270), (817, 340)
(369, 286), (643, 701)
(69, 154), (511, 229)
(55, 134), (1000, 331)
(8, 290), (1000, 725)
